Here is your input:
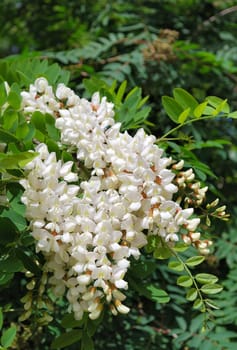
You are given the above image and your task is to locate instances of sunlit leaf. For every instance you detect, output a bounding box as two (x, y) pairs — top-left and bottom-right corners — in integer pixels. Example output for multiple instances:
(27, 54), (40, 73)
(173, 88), (198, 113)
(115, 80), (127, 105)
(7, 90), (22, 110)
(146, 285), (170, 303)
(177, 275), (193, 287)
(186, 256), (205, 267)
(228, 111), (237, 118)
(193, 298), (204, 310)
(178, 107), (190, 123)
(206, 96), (230, 113)
(173, 243), (189, 252)
(162, 96), (183, 123)
(186, 288), (198, 301)
(153, 246), (172, 259)
(168, 260), (184, 272)
(201, 284), (223, 295)
(193, 101), (208, 118)
(195, 273), (218, 285)
(1, 326), (17, 348)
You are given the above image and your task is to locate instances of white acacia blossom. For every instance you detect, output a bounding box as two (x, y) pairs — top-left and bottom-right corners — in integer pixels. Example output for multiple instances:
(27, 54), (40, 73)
(20, 78), (207, 320)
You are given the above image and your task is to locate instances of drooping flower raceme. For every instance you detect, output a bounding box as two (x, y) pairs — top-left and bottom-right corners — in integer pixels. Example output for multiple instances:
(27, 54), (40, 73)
(20, 78), (207, 320)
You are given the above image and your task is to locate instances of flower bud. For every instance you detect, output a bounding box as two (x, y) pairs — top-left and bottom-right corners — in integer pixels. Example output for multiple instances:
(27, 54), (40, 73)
(89, 305), (103, 320)
(172, 160), (184, 170)
(186, 218), (200, 231)
(112, 289), (126, 301)
(216, 206), (226, 213)
(182, 235), (191, 245)
(114, 300), (130, 314)
(26, 280), (36, 290)
(189, 232), (200, 241)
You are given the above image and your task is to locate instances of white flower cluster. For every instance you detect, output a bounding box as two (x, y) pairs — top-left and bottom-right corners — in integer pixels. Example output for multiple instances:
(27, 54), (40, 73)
(20, 78), (202, 320)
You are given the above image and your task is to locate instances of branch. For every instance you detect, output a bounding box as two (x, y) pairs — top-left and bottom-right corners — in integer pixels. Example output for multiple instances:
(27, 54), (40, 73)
(203, 5), (237, 26)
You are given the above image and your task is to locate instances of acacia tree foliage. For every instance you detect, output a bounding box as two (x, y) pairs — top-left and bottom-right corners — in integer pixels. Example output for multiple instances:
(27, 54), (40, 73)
(0, 1), (237, 349)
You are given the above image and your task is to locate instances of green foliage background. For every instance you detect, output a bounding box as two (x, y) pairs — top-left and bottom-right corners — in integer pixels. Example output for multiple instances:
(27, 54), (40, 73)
(0, 0), (237, 349)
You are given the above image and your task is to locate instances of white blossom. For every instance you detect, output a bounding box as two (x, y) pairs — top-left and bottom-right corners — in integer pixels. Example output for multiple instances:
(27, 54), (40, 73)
(20, 78), (207, 321)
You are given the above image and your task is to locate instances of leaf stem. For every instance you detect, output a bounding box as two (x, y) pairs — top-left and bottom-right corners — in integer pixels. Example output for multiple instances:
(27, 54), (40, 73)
(157, 115), (225, 142)
(170, 246), (206, 310)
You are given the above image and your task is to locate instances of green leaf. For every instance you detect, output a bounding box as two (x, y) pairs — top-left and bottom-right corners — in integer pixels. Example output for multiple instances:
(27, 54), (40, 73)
(228, 111), (237, 118)
(16, 123), (31, 140)
(173, 242), (189, 252)
(193, 101), (208, 118)
(137, 95), (149, 109)
(168, 260), (184, 272)
(153, 246), (172, 259)
(206, 96), (230, 113)
(0, 217), (17, 244)
(192, 139), (230, 150)
(115, 80), (127, 105)
(3, 110), (18, 131)
(87, 313), (104, 337)
(146, 285), (170, 303)
(203, 105), (215, 115)
(145, 235), (158, 253)
(1, 208), (26, 231)
(216, 99), (229, 114)
(178, 107), (190, 123)
(7, 90), (22, 110)
(186, 256), (205, 267)
(61, 313), (86, 329)
(205, 299), (219, 310)
(51, 330), (83, 349)
(193, 298), (204, 310)
(81, 332), (94, 350)
(0, 151), (38, 170)
(176, 316), (187, 330)
(129, 278), (169, 303)
(186, 288), (198, 301)
(83, 77), (111, 97)
(195, 273), (218, 285)
(130, 260), (157, 278)
(162, 96), (183, 123)
(173, 88), (198, 109)
(0, 273), (14, 286)
(0, 308), (3, 330)
(177, 275), (193, 287)
(1, 326), (17, 348)
(201, 284), (223, 295)
(45, 139), (60, 156)
(0, 82), (7, 107)
(15, 249), (41, 276)
(1, 187), (27, 231)
(0, 254), (23, 273)
(45, 114), (60, 141)
(31, 111), (46, 133)
(45, 63), (61, 84)
(0, 128), (19, 143)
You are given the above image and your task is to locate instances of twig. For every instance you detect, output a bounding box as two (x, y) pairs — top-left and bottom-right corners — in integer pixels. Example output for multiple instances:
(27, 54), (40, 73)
(203, 5), (237, 26)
